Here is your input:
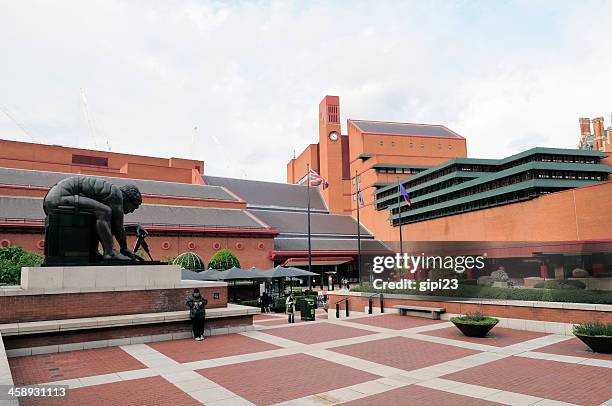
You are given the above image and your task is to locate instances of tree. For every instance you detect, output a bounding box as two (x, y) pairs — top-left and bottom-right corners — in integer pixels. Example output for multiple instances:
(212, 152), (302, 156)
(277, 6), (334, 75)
(0, 246), (43, 285)
(208, 248), (240, 271)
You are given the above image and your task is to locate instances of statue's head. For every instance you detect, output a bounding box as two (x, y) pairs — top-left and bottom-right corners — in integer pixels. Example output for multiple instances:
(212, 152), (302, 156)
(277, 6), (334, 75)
(120, 184), (142, 214)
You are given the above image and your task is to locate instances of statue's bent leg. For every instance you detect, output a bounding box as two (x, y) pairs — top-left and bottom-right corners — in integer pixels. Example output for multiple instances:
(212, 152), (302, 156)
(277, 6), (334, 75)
(72, 196), (115, 256)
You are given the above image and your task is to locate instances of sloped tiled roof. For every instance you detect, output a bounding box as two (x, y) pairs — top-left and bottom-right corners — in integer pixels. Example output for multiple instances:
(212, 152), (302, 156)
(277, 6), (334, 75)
(351, 120), (463, 138)
(248, 209), (370, 237)
(274, 238), (389, 252)
(204, 175), (327, 211)
(0, 196), (266, 230)
(0, 167), (237, 201)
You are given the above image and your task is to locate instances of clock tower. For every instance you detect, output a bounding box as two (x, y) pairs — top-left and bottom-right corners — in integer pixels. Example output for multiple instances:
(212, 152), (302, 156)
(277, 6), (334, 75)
(318, 95), (344, 214)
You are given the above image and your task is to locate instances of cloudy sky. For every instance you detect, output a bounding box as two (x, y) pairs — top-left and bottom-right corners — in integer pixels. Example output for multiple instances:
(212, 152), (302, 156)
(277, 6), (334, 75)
(1, 0), (611, 182)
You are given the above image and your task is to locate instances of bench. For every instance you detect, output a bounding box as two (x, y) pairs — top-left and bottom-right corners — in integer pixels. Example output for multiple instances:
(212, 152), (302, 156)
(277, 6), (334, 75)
(0, 305), (260, 337)
(394, 305), (445, 320)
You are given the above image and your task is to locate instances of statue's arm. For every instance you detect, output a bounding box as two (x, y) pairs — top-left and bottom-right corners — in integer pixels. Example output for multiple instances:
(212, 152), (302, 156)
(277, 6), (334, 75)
(111, 205), (129, 251)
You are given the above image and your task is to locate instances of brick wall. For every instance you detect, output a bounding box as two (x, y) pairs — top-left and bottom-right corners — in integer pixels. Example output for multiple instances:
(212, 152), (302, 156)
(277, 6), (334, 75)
(0, 230), (275, 270)
(3, 316), (252, 350)
(328, 294), (612, 324)
(0, 286), (227, 323)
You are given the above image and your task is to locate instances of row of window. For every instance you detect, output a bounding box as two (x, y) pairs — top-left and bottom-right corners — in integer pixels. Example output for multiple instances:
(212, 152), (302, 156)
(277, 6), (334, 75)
(393, 187), (553, 226)
(375, 167), (426, 174)
(374, 153), (602, 202)
(392, 170), (607, 216)
(376, 141), (454, 150)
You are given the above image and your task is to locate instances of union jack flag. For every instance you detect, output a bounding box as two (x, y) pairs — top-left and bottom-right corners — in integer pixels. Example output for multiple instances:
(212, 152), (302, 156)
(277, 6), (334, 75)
(308, 168), (329, 189)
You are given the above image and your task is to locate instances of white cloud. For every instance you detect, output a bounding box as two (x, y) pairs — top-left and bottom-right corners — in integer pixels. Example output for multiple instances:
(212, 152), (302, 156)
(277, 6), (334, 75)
(0, 0), (611, 182)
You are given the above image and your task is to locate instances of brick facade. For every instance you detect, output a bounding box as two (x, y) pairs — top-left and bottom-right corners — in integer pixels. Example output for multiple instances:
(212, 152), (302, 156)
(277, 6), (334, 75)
(328, 293), (612, 324)
(0, 286), (227, 323)
(0, 230), (275, 269)
(3, 316), (252, 350)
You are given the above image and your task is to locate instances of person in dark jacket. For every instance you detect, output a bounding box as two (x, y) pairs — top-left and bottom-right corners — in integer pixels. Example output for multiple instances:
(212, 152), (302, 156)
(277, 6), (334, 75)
(187, 288), (207, 341)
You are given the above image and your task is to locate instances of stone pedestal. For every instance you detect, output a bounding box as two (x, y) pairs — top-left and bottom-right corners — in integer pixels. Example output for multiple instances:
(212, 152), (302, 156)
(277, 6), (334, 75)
(21, 264), (182, 290)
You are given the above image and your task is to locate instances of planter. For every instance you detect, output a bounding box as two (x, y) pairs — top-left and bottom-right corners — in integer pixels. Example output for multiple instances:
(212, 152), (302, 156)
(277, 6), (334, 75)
(451, 318), (498, 338)
(575, 334), (612, 354)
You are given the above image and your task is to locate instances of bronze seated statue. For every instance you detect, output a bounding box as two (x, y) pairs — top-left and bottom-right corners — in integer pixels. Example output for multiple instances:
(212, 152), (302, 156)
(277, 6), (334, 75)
(43, 176), (150, 265)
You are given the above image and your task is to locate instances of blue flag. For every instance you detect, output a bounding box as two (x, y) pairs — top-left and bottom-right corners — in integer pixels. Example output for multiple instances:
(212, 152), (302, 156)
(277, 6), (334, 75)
(399, 184), (411, 206)
(358, 191), (365, 207)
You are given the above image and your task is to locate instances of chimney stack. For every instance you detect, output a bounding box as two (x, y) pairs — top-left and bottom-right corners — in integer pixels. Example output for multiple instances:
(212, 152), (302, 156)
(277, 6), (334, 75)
(579, 117), (591, 136)
(592, 117), (604, 150)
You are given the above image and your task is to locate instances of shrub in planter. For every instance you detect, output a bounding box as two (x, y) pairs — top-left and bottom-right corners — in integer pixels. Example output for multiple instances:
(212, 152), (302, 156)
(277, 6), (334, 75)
(573, 323), (612, 354)
(208, 249), (240, 271)
(490, 269), (509, 282)
(477, 276), (493, 287)
(451, 312), (499, 337)
(172, 252), (206, 271)
(561, 280), (586, 289)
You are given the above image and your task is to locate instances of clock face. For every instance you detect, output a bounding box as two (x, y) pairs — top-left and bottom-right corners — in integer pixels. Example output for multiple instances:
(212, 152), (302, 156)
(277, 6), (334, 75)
(329, 131), (339, 141)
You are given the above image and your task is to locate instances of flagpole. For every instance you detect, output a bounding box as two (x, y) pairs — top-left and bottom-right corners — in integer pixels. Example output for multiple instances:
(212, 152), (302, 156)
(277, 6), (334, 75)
(306, 164), (316, 290)
(397, 176), (403, 280)
(356, 170), (363, 284)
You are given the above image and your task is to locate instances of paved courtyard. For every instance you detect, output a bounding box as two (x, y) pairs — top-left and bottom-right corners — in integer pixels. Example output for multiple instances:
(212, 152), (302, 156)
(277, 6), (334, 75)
(8, 312), (612, 405)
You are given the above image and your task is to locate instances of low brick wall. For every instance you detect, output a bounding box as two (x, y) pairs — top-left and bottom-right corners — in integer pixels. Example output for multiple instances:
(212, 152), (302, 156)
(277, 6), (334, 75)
(328, 293), (612, 325)
(0, 285), (227, 323)
(2, 315), (252, 350)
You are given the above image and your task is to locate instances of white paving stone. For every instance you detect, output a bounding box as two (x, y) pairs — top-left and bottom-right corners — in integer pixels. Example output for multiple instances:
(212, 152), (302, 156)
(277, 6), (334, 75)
(316, 387), (366, 403)
(173, 377), (219, 392)
(434, 381), (503, 398)
(484, 390), (544, 405)
(206, 396), (256, 406)
(531, 399), (579, 406)
(188, 386), (240, 403)
(78, 372), (122, 387)
(116, 368), (157, 381)
(578, 358), (612, 368)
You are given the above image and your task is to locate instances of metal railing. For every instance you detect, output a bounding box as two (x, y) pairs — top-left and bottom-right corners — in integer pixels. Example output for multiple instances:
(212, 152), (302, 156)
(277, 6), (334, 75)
(368, 293), (384, 314)
(335, 297), (350, 318)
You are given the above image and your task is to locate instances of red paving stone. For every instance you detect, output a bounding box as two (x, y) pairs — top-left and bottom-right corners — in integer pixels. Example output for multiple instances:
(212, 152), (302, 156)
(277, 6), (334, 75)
(421, 326), (549, 347)
(198, 353), (378, 405)
(262, 322), (374, 344)
(253, 314), (281, 321)
(535, 337), (612, 361)
(20, 376), (200, 406)
(346, 314), (443, 330)
(343, 384), (503, 406)
(148, 333), (280, 363)
(331, 336), (479, 371)
(9, 347), (145, 385)
(443, 356), (612, 405)
(256, 318), (304, 326)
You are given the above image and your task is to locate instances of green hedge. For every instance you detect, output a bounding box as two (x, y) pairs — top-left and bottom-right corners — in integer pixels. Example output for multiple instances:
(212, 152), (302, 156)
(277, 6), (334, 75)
(237, 300), (260, 307)
(0, 246), (43, 285)
(534, 280), (586, 290)
(351, 283), (612, 304)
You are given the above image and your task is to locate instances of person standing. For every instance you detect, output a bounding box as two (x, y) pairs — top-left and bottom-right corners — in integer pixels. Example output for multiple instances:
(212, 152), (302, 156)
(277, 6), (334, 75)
(264, 293), (272, 313)
(285, 293), (296, 324)
(187, 288), (207, 341)
(259, 292), (267, 313)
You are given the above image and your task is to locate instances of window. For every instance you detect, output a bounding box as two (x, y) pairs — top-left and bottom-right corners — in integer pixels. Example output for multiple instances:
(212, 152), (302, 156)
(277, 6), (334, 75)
(72, 154), (108, 167)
